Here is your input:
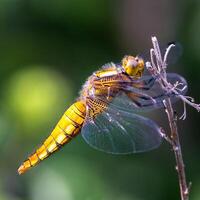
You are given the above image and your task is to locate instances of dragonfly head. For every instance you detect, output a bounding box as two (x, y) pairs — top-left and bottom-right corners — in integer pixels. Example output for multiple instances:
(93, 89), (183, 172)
(122, 55), (144, 78)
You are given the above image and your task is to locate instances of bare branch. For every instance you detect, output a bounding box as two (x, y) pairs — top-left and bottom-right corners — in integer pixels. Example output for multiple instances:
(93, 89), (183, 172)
(146, 36), (197, 200)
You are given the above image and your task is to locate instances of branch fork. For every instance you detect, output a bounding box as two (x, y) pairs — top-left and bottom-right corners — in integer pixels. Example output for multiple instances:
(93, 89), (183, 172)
(146, 36), (199, 200)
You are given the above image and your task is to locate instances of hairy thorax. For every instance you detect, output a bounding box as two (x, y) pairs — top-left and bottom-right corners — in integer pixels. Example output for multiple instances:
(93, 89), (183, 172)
(78, 65), (125, 118)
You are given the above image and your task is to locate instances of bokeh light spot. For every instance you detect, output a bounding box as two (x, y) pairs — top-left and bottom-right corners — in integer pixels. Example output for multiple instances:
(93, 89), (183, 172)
(4, 66), (74, 134)
(30, 169), (73, 200)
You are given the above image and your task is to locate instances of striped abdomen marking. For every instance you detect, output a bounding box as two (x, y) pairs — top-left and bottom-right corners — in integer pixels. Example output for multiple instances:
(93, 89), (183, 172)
(18, 101), (86, 175)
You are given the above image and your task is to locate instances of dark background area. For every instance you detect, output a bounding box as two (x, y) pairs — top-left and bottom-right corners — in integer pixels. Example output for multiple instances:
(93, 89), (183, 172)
(0, 0), (199, 200)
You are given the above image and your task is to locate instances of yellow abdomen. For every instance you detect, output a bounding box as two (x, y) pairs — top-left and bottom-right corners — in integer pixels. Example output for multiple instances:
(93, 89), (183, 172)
(18, 101), (86, 175)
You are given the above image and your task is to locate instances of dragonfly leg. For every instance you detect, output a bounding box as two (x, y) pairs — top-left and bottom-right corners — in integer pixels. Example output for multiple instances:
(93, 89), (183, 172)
(132, 77), (156, 90)
(126, 92), (157, 108)
(126, 92), (166, 108)
(143, 77), (156, 90)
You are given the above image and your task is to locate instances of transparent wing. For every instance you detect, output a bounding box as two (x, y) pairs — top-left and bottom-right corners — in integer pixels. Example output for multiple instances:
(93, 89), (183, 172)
(96, 73), (187, 113)
(81, 72), (186, 154)
(81, 104), (162, 154)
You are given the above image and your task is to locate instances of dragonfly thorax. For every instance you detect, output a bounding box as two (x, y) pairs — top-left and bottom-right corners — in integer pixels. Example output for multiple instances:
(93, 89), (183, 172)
(122, 55), (144, 79)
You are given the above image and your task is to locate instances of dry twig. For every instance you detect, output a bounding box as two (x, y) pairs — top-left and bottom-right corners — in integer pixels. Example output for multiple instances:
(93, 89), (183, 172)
(146, 36), (200, 200)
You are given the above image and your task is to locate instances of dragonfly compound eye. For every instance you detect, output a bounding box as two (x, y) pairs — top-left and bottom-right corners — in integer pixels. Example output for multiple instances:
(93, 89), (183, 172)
(122, 55), (144, 78)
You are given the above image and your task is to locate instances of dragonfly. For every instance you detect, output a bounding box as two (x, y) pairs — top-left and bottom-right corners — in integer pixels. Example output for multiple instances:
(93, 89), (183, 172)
(18, 45), (187, 175)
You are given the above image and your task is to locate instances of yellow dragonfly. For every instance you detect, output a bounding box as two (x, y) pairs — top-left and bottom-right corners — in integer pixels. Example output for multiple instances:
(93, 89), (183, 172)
(18, 49), (187, 175)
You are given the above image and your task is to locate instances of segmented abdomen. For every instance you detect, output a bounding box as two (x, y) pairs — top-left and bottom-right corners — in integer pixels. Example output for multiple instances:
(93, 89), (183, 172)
(18, 101), (86, 174)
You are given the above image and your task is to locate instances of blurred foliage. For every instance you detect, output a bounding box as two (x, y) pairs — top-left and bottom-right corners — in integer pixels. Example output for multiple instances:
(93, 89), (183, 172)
(0, 0), (199, 200)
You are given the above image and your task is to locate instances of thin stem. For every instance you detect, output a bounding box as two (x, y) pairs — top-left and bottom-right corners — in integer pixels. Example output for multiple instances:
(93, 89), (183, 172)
(164, 99), (189, 200)
(147, 36), (195, 200)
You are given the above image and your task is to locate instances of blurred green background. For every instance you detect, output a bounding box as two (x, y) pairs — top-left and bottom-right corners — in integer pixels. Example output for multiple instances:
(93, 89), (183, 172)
(0, 0), (200, 200)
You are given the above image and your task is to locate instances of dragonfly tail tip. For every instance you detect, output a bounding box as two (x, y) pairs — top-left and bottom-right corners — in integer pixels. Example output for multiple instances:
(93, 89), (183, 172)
(18, 164), (26, 175)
